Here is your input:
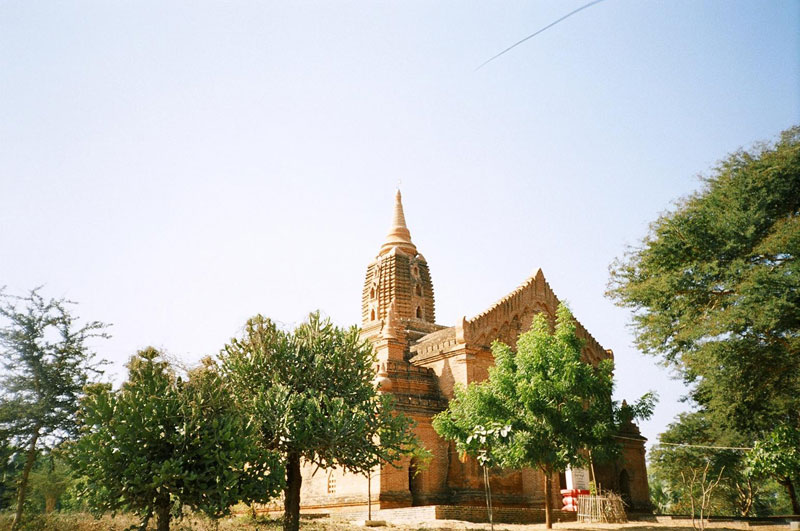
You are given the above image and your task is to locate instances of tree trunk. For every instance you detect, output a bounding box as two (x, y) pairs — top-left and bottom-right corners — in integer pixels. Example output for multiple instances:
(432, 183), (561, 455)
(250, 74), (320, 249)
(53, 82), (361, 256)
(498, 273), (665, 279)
(781, 477), (800, 515)
(45, 494), (56, 513)
(483, 465), (494, 531)
(736, 478), (753, 517)
(156, 492), (171, 531)
(11, 431), (39, 531)
(543, 466), (553, 529)
(284, 452), (302, 531)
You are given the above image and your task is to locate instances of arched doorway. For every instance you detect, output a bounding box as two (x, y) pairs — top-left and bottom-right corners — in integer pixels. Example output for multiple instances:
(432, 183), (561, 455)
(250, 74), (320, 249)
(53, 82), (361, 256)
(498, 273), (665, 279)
(619, 469), (632, 509)
(409, 458), (423, 505)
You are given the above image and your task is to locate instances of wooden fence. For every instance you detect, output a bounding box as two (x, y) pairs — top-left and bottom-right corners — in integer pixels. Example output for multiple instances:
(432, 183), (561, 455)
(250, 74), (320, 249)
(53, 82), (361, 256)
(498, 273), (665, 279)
(576, 494), (627, 523)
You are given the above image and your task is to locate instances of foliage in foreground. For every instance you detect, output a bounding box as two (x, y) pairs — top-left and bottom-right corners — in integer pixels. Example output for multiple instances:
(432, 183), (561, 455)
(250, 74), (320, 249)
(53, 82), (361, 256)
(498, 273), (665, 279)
(219, 312), (421, 531)
(607, 125), (800, 436)
(649, 411), (794, 517)
(0, 289), (109, 530)
(69, 349), (282, 531)
(0, 511), (367, 531)
(747, 424), (800, 514)
(608, 126), (800, 514)
(432, 303), (655, 529)
(26, 453), (77, 514)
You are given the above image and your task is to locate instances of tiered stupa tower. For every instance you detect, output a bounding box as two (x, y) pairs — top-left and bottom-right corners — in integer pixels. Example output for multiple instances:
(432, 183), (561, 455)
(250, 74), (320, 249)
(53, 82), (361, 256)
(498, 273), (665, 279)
(360, 191), (450, 507)
(296, 189), (651, 515)
(361, 190), (440, 351)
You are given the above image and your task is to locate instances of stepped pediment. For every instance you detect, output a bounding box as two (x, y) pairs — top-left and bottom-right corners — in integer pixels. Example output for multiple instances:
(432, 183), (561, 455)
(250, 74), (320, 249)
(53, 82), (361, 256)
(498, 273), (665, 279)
(410, 269), (610, 366)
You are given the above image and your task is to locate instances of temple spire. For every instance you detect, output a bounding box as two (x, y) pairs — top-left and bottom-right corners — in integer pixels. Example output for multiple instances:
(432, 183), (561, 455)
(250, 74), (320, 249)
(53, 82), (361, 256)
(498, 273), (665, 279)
(380, 190), (417, 255)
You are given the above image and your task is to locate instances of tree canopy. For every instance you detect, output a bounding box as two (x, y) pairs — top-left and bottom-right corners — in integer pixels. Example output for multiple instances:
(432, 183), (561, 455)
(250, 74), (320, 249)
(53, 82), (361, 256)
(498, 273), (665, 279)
(0, 289), (108, 530)
(607, 126), (800, 436)
(219, 312), (419, 531)
(70, 348), (282, 531)
(649, 411), (766, 517)
(747, 424), (800, 514)
(433, 303), (654, 528)
(608, 126), (800, 514)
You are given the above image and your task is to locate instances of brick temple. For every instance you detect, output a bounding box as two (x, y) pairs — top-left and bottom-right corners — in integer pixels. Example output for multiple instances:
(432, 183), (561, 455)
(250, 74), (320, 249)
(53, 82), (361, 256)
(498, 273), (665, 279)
(299, 190), (651, 514)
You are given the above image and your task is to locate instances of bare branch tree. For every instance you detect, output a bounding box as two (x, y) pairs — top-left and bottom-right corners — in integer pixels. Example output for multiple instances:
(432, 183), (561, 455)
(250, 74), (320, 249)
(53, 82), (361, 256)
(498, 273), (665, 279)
(681, 462), (725, 531)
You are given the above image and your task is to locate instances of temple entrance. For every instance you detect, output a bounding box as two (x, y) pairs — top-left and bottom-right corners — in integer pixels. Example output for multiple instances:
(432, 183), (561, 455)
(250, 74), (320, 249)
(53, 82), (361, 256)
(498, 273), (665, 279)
(409, 459), (423, 505)
(619, 469), (632, 509)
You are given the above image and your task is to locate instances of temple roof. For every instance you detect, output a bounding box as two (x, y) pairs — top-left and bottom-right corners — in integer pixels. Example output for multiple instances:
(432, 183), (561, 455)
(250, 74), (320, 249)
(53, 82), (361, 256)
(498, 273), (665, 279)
(379, 190), (417, 256)
(410, 268), (611, 366)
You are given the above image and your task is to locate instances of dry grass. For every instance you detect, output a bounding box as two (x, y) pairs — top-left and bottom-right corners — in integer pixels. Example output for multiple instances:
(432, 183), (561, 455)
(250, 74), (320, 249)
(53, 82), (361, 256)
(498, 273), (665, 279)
(0, 512), (362, 531)
(0, 513), (793, 531)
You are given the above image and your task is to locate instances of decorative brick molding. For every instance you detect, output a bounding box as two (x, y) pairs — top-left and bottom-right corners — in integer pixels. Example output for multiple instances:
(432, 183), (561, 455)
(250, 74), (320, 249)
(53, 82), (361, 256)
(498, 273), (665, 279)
(297, 190), (650, 516)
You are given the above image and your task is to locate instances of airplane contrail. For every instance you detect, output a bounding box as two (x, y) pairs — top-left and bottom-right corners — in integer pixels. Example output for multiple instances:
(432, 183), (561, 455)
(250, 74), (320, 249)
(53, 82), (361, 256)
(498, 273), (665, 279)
(476, 0), (609, 71)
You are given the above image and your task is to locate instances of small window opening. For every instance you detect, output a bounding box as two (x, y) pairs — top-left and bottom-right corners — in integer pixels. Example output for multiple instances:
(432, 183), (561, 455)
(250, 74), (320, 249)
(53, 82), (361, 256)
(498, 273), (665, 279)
(415, 284), (422, 296)
(371, 309), (376, 321)
(416, 306), (422, 319)
(327, 472), (337, 495)
(370, 287), (376, 299)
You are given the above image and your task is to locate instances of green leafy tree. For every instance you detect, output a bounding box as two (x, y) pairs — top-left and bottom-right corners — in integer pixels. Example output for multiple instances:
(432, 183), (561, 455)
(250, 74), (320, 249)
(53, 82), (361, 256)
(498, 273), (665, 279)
(463, 423), (511, 531)
(747, 424), (800, 514)
(607, 126), (799, 434)
(70, 348), (282, 531)
(433, 303), (655, 529)
(608, 126), (800, 510)
(648, 473), (679, 515)
(28, 453), (74, 514)
(0, 442), (24, 511)
(650, 412), (761, 517)
(0, 289), (108, 531)
(219, 312), (420, 531)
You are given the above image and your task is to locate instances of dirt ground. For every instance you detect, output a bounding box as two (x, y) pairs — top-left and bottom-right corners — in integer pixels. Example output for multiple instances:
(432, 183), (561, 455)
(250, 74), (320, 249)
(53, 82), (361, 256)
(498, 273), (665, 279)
(304, 515), (794, 531)
(1, 513), (794, 531)
(319, 516), (794, 531)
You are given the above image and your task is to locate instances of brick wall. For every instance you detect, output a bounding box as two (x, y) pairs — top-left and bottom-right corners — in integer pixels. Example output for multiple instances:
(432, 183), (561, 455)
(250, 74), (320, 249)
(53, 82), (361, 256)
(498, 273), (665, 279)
(335, 505), (577, 525)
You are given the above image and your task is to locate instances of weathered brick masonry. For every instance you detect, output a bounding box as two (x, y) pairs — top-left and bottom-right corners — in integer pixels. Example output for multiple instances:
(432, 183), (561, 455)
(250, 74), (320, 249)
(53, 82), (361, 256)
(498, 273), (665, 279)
(298, 191), (651, 516)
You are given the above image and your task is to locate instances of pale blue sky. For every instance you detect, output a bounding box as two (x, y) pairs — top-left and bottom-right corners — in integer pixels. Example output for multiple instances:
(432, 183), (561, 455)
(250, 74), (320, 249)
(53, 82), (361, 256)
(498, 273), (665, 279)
(2, 1), (798, 450)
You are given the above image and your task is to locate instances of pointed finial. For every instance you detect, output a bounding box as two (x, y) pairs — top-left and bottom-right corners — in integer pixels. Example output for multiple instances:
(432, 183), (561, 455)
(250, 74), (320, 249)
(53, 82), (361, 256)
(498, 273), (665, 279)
(392, 190), (407, 228)
(380, 189), (417, 256)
